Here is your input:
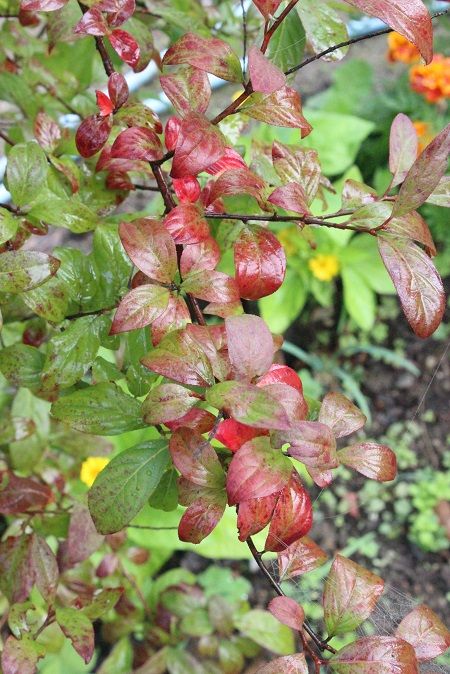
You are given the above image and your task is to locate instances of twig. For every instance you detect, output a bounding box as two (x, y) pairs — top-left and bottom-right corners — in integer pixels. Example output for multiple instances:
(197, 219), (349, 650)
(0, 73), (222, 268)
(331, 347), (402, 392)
(133, 183), (161, 192)
(0, 129), (14, 146)
(78, 2), (115, 77)
(205, 211), (365, 231)
(127, 524), (178, 530)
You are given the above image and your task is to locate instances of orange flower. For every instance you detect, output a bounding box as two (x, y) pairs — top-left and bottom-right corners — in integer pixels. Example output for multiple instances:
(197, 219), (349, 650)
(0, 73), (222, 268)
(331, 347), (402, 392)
(412, 121), (435, 154)
(409, 55), (450, 103)
(387, 32), (420, 64)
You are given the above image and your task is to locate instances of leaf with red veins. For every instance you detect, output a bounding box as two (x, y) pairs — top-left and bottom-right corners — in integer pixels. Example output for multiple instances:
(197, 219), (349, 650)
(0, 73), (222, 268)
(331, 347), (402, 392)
(205, 147), (248, 175)
(170, 429), (225, 488)
(225, 314), (274, 383)
(306, 465), (334, 488)
(251, 0), (282, 19)
(257, 364), (304, 394)
(142, 328), (214, 386)
(150, 294), (191, 346)
(389, 113), (418, 188)
(324, 555), (385, 636)
(162, 32), (243, 83)
(164, 203), (210, 244)
(109, 29), (140, 68)
(73, 6), (108, 35)
(264, 472), (313, 552)
(226, 436), (292, 505)
(256, 654), (308, 674)
(119, 219), (177, 284)
(234, 225), (286, 300)
(343, 0), (432, 63)
(337, 442), (397, 482)
(165, 408), (216, 433)
(378, 233), (445, 339)
(111, 127), (163, 161)
(75, 114), (112, 158)
(318, 392), (366, 439)
(160, 66), (211, 117)
(107, 72), (129, 109)
(277, 536), (328, 580)
(206, 381), (291, 431)
(171, 112), (226, 179)
(272, 142), (321, 205)
(242, 87), (312, 136)
(164, 116), (181, 151)
(98, 0), (135, 26)
(384, 211), (436, 257)
(263, 383), (308, 424)
(330, 637), (419, 673)
(142, 384), (200, 425)
(216, 418), (268, 453)
(173, 176), (201, 203)
(275, 421), (338, 471)
(21, 0), (66, 10)
(395, 605), (450, 662)
(248, 46), (286, 94)
(96, 90), (114, 117)
(393, 123), (450, 216)
(110, 284), (170, 334)
(237, 492), (277, 540)
(34, 112), (61, 153)
(182, 270), (239, 304)
(180, 238), (220, 276)
(268, 182), (310, 215)
(0, 471), (53, 514)
(55, 607), (94, 664)
(178, 487), (226, 544)
(206, 168), (267, 209)
(268, 596), (305, 631)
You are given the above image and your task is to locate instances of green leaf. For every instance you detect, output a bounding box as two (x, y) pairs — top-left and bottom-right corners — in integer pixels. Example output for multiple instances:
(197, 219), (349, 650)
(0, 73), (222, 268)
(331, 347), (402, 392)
(50, 383), (145, 435)
(259, 268), (309, 333)
(148, 468), (179, 512)
(0, 251), (60, 293)
(1, 634), (45, 674)
(88, 225), (133, 310)
(297, 0), (348, 62)
(341, 267), (376, 331)
(28, 191), (98, 233)
(55, 607), (94, 664)
(88, 441), (170, 533)
(206, 381), (291, 430)
(6, 142), (48, 207)
(0, 344), (45, 389)
(82, 588), (123, 621)
(234, 609), (295, 655)
(0, 207), (19, 245)
(267, 10), (305, 74)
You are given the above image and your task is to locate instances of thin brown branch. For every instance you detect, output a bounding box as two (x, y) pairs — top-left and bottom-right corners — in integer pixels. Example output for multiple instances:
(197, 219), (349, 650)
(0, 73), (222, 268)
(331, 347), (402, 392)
(78, 2), (115, 77)
(0, 129), (14, 146)
(205, 210), (365, 232)
(38, 82), (79, 116)
(133, 183), (161, 192)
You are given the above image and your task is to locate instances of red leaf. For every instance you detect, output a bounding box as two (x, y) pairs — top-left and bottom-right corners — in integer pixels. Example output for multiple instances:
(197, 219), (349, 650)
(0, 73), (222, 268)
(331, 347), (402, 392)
(98, 0), (135, 26)
(278, 537), (328, 580)
(216, 418), (268, 452)
(34, 112), (61, 153)
(173, 176), (201, 203)
(75, 114), (112, 158)
(150, 294), (191, 346)
(205, 147), (248, 175)
(264, 472), (313, 552)
(107, 71), (129, 109)
(119, 219), (177, 284)
(268, 182), (310, 215)
(171, 112), (226, 178)
(160, 66), (211, 117)
(111, 126), (163, 161)
(378, 234), (445, 338)
(242, 87), (312, 136)
(251, 0), (282, 19)
(109, 29), (140, 68)
(110, 284), (170, 334)
(395, 605), (450, 662)
(180, 238), (220, 276)
(57, 503), (104, 571)
(393, 123), (450, 216)
(96, 90), (114, 116)
(165, 408), (216, 433)
(106, 170), (134, 191)
(389, 113), (418, 188)
(162, 32), (242, 83)
(329, 636), (418, 672)
(164, 203), (210, 244)
(142, 383), (199, 425)
(164, 116), (181, 151)
(0, 471), (53, 514)
(178, 488), (226, 544)
(234, 226), (286, 300)
(384, 211), (436, 257)
(262, 383), (308, 424)
(182, 270), (239, 303)
(256, 654), (308, 674)
(21, 0), (66, 10)
(237, 492), (278, 540)
(206, 168), (266, 208)
(248, 45), (286, 94)
(170, 429), (224, 488)
(268, 596), (305, 631)
(225, 314), (274, 382)
(257, 364), (303, 394)
(318, 392), (366, 438)
(337, 442), (397, 482)
(323, 555), (384, 635)
(342, 0), (433, 63)
(226, 436), (292, 505)
(73, 6), (108, 35)
(276, 421), (338, 471)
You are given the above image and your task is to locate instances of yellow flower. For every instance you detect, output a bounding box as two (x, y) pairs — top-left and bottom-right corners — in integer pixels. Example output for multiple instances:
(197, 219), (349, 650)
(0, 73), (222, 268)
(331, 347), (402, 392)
(308, 254), (340, 282)
(412, 121), (435, 154)
(387, 32), (420, 64)
(80, 457), (110, 487)
(409, 55), (450, 103)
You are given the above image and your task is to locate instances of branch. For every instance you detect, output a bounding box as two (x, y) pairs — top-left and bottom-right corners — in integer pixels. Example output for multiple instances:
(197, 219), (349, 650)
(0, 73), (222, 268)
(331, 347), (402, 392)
(78, 2), (115, 77)
(205, 211), (367, 232)
(0, 129), (14, 146)
(286, 8), (449, 75)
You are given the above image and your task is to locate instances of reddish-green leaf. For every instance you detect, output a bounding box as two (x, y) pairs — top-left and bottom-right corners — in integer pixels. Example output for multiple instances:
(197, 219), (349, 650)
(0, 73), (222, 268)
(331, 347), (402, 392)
(268, 182), (310, 216)
(75, 114), (112, 158)
(34, 111), (61, 153)
(345, 202), (393, 230)
(337, 442), (397, 482)
(73, 6), (108, 35)
(262, 382), (308, 425)
(389, 114), (418, 188)
(1, 635), (44, 674)
(180, 238), (220, 276)
(264, 472), (313, 552)
(216, 418), (268, 453)
(111, 126), (163, 161)
(57, 503), (104, 571)
(109, 29), (140, 68)
(163, 32), (242, 83)
(0, 251), (59, 293)
(119, 219), (177, 284)
(237, 492), (278, 540)
(268, 597), (305, 631)
(278, 537), (328, 580)
(384, 211), (436, 256)
(277, 421), (338, 470)
(110, 284), (170, 334)
(256, 654), (308, 674)
(329, 636), (418, 673)
(182, 270), (239, 303)
(257, 364), (304, 393)
(323, 555), (384, 635)
(206, 381), (291, 431)
(160, 66), (211, 116)
(164, 203), (210, 244)
(173, 175), (201, 203)
(225, 314), (274, 382)
(0, 535), (34, 603)
(226, 436), (292, 505)
(142, 383), (199, 425)
(170, 429), (224, 488)
(55, 607), (94, 664)
(319, 393), (366, 438)
(108, 71), (129, 108)
(395, 605), (450, 662)
(272, 142), (321, 205)
(205, 147), (247, 175)
(251, 0), (282, 19)
(342, 0), (432, 63)
(171, 113), (226, 178)
(242, 87), (312, 136)
(206, 168), (266, 208)
(151, 294), (191, 346)
(30, 535), (58, 600)
(426, 175), (450, 207)
(248, 46), (286, 94)
(178, 487), (226, 544)
(234, 225), (286, 300)
(378, 234), (445, 338)
(0, 471), (53, 514)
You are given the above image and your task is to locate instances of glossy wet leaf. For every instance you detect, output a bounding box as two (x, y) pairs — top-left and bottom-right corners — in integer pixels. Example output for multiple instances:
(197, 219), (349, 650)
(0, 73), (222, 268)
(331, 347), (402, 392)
(268, 596), (305, 631)
(164, 203), (210, 244)
(110, 284), (170, 334)
(119, 219), (177, 284)
(0, 251), (59, 293)
(319, 393), (366, 438)
(278, 537), (328, 580)
(111, 126), (163, 161)
(75, 114), (112, 158)
(248, 46), (286, 94)
(235, 609), (295, 655)
(234, 225), (286, 300)
(256, 653), (308, 674)
(0, 471), (53, 514)
(6, 142), (48, 206)
(338, 442), (397, 482)
(170, 429), (224, 488)
(142, 328), (214, 386)
(109, 29), (140, 67)
(142, 383), (199, 425)
(225, 314), (274, 382)
(171, 112), (226, 178)
(237, 492), (278, 541)
(242, 87), (312, 136)
(329, 636), (419, 673)
(389, 114), (418, 188)
(264, 472), (313, 552)
(395, 604), (450, 662)
(160, 66), (211, 116)
(163, 32), (242, 83)
(178, 487), (226, 544)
